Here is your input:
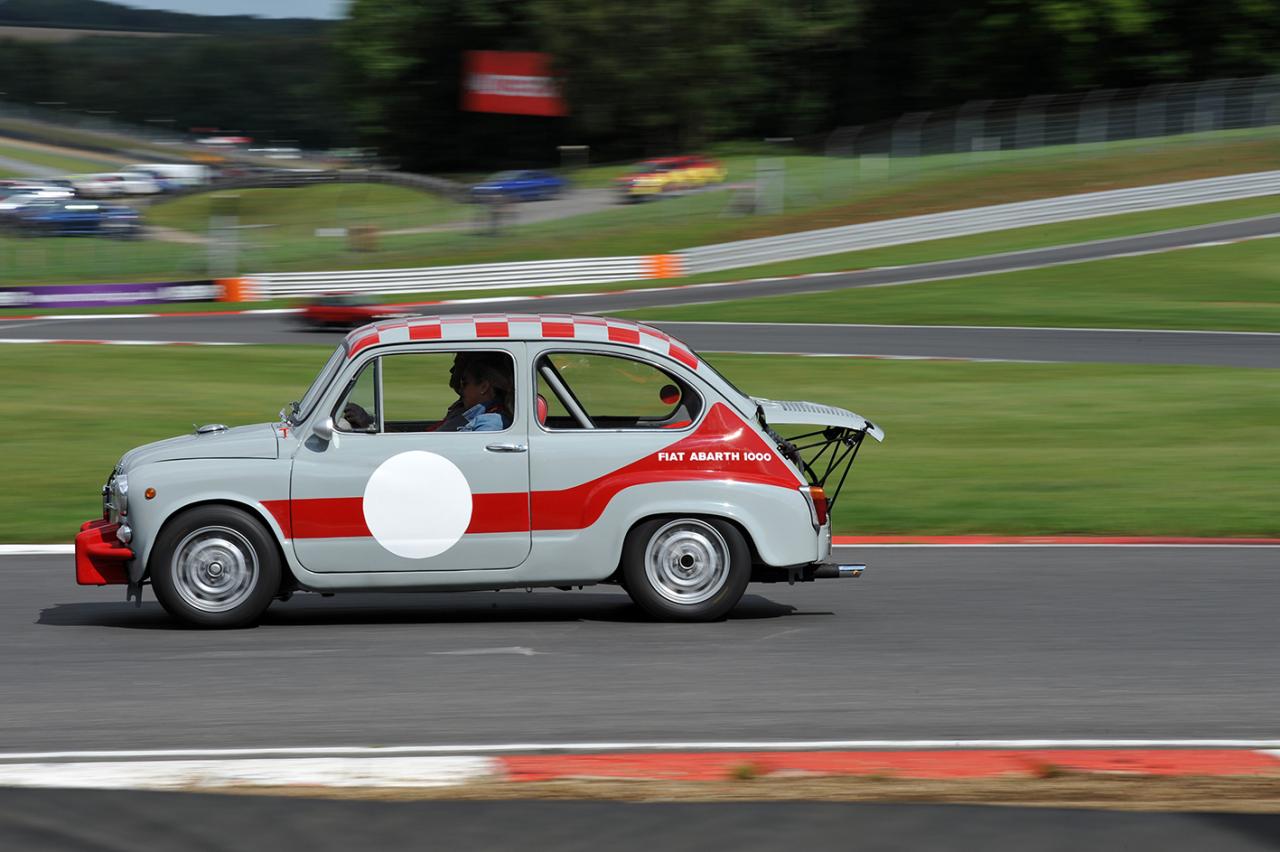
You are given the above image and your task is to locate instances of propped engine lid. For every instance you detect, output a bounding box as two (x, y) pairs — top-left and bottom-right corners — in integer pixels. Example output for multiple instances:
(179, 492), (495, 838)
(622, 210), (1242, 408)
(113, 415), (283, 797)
(752, 398), (885, 442)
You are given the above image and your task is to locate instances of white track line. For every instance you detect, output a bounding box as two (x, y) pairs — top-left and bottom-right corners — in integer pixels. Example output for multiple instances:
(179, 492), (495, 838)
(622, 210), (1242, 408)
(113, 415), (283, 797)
(0, 756), (496, 790)
(8, 740), (1280, 763)
(0, 545), (73, 555)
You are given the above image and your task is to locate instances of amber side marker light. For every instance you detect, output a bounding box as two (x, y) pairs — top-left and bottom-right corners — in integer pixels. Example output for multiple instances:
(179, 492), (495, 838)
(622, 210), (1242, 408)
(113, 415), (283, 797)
(144, 488), (156, 500)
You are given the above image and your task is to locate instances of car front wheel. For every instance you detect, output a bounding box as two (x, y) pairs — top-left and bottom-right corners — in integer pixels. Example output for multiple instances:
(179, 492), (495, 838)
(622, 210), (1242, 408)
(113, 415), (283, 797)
(150, 505), (282, 628)
(622, 517), (751, 622)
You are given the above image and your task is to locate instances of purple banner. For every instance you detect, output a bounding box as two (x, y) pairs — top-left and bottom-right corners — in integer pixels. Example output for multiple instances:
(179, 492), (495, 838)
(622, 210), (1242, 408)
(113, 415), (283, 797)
(0, 280), (219, 310)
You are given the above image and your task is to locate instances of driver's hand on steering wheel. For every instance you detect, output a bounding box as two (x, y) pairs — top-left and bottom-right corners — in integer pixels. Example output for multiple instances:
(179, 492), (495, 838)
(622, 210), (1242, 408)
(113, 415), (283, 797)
(343, 402), (373, 430)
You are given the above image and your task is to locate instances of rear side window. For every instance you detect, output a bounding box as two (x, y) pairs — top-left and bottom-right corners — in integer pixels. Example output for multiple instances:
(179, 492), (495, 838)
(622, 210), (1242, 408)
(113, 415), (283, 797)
(536, 352), (700, 430)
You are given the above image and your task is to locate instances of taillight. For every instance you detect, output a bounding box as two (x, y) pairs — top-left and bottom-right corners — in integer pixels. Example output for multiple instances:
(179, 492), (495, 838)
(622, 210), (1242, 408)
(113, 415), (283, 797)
(801, 485), (829, 527)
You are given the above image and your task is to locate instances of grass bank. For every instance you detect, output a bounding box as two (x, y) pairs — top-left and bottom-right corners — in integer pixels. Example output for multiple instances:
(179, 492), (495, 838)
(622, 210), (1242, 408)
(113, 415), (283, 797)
(3, 346), (1275, 542)
(3, 128), (1279, 288)
(0, 138), (122, 175)
(3, 194), (1277, 321)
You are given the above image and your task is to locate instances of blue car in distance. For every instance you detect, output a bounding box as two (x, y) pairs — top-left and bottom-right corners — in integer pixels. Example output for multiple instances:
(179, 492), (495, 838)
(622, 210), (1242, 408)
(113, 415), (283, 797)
(470, 170), (567, 202)
(14, 199), (143, 239)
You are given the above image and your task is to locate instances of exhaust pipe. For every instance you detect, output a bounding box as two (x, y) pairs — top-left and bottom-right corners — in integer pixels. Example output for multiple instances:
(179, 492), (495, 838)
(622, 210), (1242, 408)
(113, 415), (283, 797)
(813, 563), (865, 579)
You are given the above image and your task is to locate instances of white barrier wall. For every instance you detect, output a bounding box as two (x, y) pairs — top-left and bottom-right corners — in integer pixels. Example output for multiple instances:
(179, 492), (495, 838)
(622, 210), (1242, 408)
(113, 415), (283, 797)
(243, 170), (1280, 298)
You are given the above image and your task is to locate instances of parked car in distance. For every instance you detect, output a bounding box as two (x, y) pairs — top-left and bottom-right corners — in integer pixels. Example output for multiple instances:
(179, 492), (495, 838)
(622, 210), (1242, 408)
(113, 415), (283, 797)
(70, 172), (162, 198)
(126, 163), (213, 188)
(615, 155), (727, 202)
(0, 187), (75, 212)
(0, 180), (61, 199)
(14, 199), (142, 238)
(75, 313), (883, 628)
(298, 293), (413, 329)
(470, 170), (567, 202)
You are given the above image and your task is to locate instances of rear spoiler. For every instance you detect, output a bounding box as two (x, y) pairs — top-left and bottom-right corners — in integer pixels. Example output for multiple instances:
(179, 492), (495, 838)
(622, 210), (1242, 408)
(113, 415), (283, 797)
(753, 398), (884, 514)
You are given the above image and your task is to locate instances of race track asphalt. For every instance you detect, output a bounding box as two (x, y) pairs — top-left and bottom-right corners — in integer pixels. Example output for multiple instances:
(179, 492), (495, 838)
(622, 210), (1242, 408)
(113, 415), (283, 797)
(2, 215), (1278, 366)
(6, 789), (1280, 852)
(2, 313), (1276, 367)
(5, 546), (1279, 753)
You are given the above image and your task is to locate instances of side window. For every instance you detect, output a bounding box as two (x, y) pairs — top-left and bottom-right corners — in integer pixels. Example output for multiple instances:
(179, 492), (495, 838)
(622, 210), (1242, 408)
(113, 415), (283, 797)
(333, 361), (378, 433)
(382, 350), (515, 434)
(536, 352), (701, 430)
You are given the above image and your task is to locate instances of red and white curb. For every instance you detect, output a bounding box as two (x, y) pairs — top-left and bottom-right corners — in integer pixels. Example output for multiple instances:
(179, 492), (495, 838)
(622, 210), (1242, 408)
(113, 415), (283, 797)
(3, 742), (1280, 791)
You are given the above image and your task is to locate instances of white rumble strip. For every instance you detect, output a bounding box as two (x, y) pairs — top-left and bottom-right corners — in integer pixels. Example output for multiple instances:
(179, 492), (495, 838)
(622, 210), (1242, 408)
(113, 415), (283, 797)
(0, 757), (497, 790)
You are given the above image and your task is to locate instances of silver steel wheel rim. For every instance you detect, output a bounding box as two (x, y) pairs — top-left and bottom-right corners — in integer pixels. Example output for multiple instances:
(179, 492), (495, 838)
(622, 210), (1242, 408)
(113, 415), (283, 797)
(170, 526), (259, 614)
(644, 519), (730, 606)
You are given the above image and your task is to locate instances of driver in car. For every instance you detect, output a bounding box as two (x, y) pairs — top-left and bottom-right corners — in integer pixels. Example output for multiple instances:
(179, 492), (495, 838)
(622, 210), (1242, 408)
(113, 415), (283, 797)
(341, 353), (512, 432)
(433, 355), (513, 432)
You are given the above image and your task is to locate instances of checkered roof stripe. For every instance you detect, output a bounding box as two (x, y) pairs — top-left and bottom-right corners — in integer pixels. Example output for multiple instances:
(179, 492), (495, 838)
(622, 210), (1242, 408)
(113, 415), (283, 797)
(346, 313), (700, 370)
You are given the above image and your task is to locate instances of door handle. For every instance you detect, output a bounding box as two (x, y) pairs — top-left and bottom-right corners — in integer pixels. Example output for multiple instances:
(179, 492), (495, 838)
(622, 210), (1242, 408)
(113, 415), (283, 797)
(485, 442), (528, 453)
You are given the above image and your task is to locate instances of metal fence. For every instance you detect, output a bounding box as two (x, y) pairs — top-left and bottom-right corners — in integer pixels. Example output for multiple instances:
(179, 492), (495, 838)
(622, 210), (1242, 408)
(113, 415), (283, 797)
(825, 76), (1280, 159)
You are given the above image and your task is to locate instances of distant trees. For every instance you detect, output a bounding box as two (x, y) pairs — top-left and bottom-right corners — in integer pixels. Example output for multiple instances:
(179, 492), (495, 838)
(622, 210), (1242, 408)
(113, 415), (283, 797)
(342, 0), (1280, 170)
(0, 34), (348, 150)
(2, 0), (1278, 169)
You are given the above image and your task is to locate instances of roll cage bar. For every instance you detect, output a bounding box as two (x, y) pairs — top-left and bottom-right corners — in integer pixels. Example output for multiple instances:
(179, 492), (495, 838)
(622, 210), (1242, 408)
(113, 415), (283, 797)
(768, 424), (867, 514)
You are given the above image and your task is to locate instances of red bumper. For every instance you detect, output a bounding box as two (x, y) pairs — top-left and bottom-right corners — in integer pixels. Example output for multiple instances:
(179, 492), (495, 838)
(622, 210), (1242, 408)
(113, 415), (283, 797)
(75, 519), (133, 585)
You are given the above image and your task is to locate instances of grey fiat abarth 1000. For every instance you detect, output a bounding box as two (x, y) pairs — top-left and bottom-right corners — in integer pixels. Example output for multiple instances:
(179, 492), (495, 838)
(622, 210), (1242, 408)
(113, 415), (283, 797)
(76, 313), (883, 628)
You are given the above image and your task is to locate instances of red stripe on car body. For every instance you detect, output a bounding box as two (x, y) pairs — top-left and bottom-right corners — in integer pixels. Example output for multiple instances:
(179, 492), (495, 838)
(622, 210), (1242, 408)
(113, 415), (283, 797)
(267, 404), (797, 540)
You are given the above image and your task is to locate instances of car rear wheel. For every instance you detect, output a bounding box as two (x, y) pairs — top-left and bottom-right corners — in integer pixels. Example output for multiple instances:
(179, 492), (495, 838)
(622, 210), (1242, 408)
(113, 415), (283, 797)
(150, 505), (281, 629)
(622, 517), (751, 622)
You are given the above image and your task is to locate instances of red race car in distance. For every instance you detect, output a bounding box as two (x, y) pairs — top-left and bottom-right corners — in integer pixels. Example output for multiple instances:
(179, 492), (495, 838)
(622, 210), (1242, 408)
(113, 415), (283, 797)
(298, 294), (413, 330)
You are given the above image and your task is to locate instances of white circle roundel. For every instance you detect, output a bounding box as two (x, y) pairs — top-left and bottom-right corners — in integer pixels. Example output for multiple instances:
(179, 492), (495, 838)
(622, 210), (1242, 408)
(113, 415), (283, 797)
(362, 451), (473, 559)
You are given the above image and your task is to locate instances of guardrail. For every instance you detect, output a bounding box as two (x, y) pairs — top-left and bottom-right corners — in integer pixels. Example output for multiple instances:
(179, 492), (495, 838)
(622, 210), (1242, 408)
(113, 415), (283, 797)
(244, 256), (678, 300)
(44, 169), (1273, 304)
(679, 170), (1280, 274)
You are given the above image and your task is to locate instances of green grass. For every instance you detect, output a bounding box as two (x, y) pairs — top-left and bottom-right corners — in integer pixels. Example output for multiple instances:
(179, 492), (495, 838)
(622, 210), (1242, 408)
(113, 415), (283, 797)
(3, 126), (1273, 289)
(3, 345), (1276, 542)
(0, 139), (121, 176)
(2, 126), (1278, 326)
(149, 183), (463, 236)
(621, 237), (1280, 332)
(4, 192), (1276, 318)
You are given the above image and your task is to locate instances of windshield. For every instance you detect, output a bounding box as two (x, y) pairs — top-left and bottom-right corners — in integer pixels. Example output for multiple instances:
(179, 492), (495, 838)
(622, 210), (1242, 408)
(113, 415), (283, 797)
(289, 343), (347, 424)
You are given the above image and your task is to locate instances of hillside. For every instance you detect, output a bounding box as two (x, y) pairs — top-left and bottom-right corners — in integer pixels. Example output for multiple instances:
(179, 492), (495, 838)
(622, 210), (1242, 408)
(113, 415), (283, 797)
(0, 0), (331, 36)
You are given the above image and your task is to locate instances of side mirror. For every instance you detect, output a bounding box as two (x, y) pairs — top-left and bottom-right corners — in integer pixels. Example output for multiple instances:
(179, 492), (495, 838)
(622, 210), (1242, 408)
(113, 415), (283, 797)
(313, 417), (339, 448)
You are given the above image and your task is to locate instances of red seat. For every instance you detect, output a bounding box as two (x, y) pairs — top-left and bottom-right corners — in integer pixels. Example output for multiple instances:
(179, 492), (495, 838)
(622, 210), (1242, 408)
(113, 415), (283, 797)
(536, 394), (548, 425)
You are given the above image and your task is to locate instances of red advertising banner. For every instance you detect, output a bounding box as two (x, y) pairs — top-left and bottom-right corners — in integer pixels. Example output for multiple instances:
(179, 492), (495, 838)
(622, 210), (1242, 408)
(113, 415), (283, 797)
(462, 51), (568, 117)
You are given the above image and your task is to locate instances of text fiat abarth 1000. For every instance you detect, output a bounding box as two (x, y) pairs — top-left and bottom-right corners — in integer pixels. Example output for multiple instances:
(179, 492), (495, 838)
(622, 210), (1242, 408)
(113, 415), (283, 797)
(75, 314), (883, 628)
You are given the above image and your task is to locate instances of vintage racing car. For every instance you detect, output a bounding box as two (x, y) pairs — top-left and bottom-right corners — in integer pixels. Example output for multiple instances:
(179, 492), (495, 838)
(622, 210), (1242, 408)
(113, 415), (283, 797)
(75, 314), (883, 627)
(615, 156), (726, 201)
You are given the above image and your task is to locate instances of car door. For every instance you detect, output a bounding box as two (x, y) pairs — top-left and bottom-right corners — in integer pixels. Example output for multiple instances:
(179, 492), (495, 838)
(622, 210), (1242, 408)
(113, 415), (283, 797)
(526, 344), (705, 541)
(516, 171), (539, 200)
(289, 343), (531, 574)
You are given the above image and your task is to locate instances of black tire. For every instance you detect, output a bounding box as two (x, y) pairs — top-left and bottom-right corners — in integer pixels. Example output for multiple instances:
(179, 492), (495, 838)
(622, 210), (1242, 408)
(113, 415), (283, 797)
(621, 516), (751, 622)
(150, 505), (282, 629)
